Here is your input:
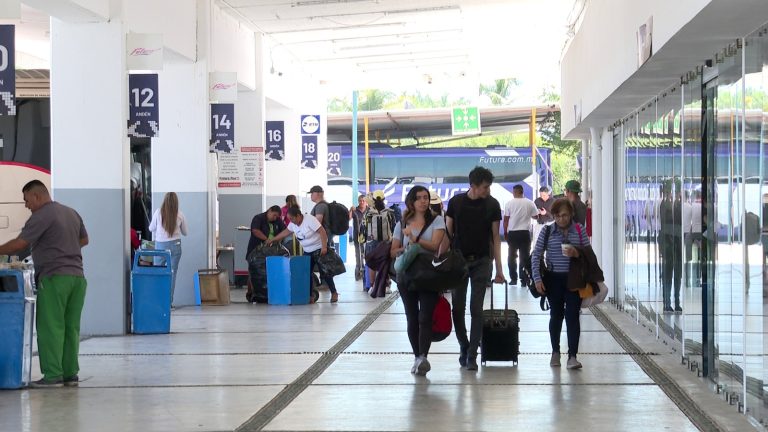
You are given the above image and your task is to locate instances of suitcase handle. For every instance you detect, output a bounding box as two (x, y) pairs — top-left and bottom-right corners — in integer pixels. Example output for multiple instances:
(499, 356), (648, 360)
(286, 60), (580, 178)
(489, 281), (509, 320)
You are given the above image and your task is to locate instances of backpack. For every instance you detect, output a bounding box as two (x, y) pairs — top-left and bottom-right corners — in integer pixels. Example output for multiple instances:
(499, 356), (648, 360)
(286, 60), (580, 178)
(365, 208), (394, 242)
(389, 203), (402, 224)
(326, 201), (351, 236)
(431, 294), (452, 342)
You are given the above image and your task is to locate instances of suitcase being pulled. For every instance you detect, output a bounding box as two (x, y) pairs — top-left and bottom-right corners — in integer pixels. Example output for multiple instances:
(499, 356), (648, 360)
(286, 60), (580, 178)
(481, 281), (520, 365)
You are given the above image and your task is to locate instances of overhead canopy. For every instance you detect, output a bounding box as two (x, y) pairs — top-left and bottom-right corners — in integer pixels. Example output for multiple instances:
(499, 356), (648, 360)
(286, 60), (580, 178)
(327, 104), (559, 145)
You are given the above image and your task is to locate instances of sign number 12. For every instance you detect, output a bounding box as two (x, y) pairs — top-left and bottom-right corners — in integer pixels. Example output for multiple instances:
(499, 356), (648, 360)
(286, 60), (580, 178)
(131, 88), (155, 107)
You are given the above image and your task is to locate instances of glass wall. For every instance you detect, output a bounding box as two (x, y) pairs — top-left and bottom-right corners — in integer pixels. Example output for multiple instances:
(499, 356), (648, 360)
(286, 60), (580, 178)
(615, 22), (768, 425)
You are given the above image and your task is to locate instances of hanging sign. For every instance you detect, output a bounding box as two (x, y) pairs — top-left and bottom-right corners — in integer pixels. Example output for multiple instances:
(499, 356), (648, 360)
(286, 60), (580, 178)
(301, 135), (318, 169)
(0, 25), (15, 116)
(327, 146), (341, 176)
(210, 103), (235, 153)
(209, 71), (237, 102)
(301, 115), (320, 135)
(126, 33), (163, 71)
(265, 120), (285, 160)
(127, 73), (159, 138)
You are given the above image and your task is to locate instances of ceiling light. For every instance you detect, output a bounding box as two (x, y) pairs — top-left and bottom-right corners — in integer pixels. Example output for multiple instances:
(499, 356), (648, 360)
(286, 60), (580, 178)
(306, 5), (460, 20)
(269, 21), (405, 35)
(278, 29), (462, 45)
(357, 54), (469, 66)
(293, 0), (377, 6)
(307, 49), (464, 62)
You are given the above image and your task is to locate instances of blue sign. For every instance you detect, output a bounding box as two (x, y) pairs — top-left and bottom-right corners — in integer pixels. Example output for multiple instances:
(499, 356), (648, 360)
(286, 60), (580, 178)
(0, 25), (16, 116)
(265, 120), (284, 160)
(327, 146), (341, 176)
(301, 135), (318, 169)
(128, 73), (159, 138)
(300, 115), (320, 135)
(210, 103), (235, 153)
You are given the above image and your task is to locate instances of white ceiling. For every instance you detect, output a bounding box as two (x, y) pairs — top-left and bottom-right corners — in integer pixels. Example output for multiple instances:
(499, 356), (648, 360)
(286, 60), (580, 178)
(222, 0), (575, 99)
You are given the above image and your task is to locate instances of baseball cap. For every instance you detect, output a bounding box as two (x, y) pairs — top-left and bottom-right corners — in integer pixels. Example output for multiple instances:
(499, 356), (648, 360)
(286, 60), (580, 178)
(429, 191), (442, 205)
(371, 190), (385, 200)
(564, 180), (582, 193)
(307, 185), (324, 194)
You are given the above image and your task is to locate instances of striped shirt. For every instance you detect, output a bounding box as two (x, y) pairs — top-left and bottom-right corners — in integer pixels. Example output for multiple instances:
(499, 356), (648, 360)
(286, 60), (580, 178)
(531, 223), (589, 282)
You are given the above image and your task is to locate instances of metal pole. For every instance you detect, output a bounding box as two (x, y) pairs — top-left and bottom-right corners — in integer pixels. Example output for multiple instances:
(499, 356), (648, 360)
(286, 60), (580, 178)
(530, 107), (538, 194)
(365, 117), (370, 193)
(352, 91), (359, 203)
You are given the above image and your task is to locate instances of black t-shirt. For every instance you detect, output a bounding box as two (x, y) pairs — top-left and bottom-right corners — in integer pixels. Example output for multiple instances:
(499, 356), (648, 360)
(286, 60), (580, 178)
(534, 196), (554, 224)
(246, 212), (286, 258)
(445, 193), (502, 258)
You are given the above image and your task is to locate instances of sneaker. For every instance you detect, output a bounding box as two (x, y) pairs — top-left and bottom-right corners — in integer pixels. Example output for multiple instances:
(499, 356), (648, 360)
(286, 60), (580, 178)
(63, 375), (79, 387)
(566, 357), (582, 370)
(411, 357), (419, 374)
(415, 356), (431, 376)
(330, 292), (339, 303)
(550, 352), (561, 367)
(466, 356), (478, 371)
(30, 378), (63, 388)
(663, 306), (673, 312)
(510, 279), (518, 286)
(458, 345), (469, 367)
(674, 306), (683, 312)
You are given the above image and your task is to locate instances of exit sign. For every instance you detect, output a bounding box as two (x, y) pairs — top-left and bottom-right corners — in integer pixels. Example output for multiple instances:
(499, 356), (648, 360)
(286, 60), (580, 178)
(452, 106), (481, 135)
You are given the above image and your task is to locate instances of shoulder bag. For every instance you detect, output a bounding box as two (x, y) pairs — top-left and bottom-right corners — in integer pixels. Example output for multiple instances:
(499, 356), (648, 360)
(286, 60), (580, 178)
(393, 218), (433, 275)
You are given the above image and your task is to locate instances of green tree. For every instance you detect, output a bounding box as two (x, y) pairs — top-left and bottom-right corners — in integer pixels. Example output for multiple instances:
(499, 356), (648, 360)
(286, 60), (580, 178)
(479, 78), (520, 106)
(537, 87), (581, 194)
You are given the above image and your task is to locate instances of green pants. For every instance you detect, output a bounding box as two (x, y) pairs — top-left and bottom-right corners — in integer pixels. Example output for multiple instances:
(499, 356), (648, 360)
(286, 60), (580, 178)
(36, 275), (87, 380)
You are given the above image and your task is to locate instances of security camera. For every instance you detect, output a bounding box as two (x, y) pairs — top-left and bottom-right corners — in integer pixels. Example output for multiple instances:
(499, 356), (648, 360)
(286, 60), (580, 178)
(427, 76), (432, 84)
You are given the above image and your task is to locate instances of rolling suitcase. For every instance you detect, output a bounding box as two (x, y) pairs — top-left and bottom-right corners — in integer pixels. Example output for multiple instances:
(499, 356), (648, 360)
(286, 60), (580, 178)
(481, 281), (520, 365)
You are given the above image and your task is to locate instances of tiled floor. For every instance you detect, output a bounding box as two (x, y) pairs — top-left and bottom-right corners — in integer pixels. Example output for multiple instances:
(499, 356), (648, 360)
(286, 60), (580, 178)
(0, 265), (759, 431)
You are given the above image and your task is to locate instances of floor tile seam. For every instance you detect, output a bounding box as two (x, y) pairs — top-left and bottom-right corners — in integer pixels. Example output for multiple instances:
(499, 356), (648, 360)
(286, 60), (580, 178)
(76, 351), (658, 356)
(235, 292), (401, 432)
(590, 304), (726, 432)
(304, 382), (659, 387)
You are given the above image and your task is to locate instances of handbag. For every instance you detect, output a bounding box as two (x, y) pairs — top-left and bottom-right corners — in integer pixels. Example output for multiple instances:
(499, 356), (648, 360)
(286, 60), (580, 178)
(409, 238), (468, 291)
(431, 294), (452, 342)
(313, 250), (346, 277)
(393, 218), (433, 275)
(580, 281), (609, 308)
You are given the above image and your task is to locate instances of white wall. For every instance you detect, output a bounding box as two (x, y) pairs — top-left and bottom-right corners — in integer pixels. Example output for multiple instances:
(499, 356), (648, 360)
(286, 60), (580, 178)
(123, 0), (196, 60)
(211, 3), (256, 90)
(561, 0), (711, 135)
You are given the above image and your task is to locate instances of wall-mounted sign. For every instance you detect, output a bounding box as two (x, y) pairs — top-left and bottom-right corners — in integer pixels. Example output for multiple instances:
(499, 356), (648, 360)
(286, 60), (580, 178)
(265, 120), (285, 160)
(217, 146), (264, 194)
(327, 146), (341, 176)
(301, 135), (318, 169)
(637, 16), (653, 68)
(301, 115), (320, 135)
(126, 33), (163, 70)
(210, 103), (235, 153)
(128, 73), (159, 138)
(0, 25), (15, 116)
(451, 106), (480, 136)
(209, 71), (237, 102)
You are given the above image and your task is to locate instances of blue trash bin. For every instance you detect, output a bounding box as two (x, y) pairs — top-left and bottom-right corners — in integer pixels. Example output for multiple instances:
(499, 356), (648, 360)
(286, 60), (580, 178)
(0, 270), (35, 389)
(131, 250), (172, 334)
(266, 256), (311, 305)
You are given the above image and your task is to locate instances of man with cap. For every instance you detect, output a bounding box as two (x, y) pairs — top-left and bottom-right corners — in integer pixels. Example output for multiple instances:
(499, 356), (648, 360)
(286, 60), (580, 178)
(308, 185), (332, 247)
(565, 180), (587, 226)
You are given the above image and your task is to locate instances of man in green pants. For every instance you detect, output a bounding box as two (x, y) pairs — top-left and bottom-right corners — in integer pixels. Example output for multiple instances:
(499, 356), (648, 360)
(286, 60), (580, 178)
(0, 180), (89, 388)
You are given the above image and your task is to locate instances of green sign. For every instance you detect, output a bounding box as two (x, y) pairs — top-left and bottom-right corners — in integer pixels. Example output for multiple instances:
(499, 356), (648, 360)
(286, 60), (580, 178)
(452, 106), (481, 135)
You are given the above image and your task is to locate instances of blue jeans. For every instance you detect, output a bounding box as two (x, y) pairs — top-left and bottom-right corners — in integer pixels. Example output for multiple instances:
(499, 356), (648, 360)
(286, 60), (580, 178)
(155, 240), (182, 304)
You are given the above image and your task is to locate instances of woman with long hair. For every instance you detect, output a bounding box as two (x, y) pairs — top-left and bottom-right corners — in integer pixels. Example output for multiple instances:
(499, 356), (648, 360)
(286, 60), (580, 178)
(531, 198), (589, 369)
(149, 192), (188, 305)
(390, 185), (445, 376)
(282, 195), (299, 227)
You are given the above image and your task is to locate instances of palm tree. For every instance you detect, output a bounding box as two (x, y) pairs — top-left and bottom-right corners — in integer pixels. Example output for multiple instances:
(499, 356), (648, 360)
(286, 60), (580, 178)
(479, 78), (520, 106)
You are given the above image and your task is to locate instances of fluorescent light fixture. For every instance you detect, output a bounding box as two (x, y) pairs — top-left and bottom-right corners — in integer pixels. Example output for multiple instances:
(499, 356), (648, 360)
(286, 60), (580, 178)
(269, 21), (405, 34)
(306, 5), (460, 20)
(361, 60), (467, 72)
(278, 29), (462, 45)
(337, 38), (457, 51)
(357, 54), (468, 66)
(293, 0), (377, 6)
(307, 48), (464, 61)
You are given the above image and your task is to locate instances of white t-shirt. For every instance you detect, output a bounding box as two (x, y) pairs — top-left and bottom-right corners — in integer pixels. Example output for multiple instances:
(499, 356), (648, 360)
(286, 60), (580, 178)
(504, 197), (538, 232)
(149, 209), (188, 242)
(288, 214), (324, 253)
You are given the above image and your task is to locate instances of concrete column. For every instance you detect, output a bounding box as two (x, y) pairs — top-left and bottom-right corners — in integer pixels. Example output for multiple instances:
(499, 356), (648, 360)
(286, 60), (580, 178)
(152, 48), (211, 305)
(581, 139), (589, 202)
(589, 127), (602, 257)
(600, 127), (615, 290)
(50, 18), (129, 335)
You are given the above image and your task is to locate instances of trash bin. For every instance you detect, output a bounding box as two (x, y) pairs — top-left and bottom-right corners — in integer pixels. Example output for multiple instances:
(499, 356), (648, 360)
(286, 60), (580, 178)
(266, 256), (311, 305)
(0, 269), (35, 389)
(131, 250), (172, 334)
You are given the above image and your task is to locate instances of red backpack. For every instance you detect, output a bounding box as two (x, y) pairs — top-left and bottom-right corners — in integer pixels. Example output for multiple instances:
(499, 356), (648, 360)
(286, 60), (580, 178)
(431, 295), (452, 341)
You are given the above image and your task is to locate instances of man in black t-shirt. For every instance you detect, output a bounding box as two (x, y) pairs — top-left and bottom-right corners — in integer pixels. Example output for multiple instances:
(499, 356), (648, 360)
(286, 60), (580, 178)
(446, 166), (506, 371)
